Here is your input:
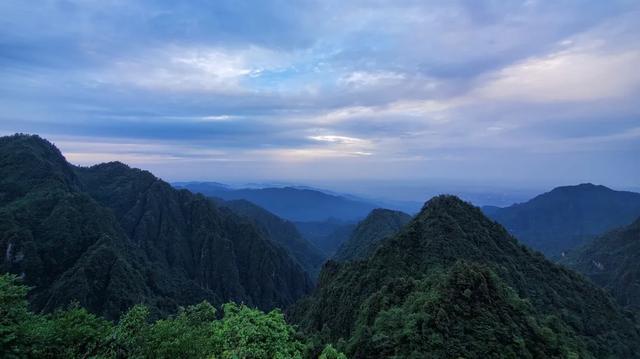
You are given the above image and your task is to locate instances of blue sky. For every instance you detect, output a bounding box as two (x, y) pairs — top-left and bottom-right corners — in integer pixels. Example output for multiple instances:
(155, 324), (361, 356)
(1, 0), (639, 196)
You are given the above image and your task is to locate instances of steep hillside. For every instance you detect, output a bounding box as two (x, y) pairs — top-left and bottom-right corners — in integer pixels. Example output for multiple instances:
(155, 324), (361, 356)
(333, 209), (411, 261)
(213, 198), (326, 278)
(291, 196), (640, 358)
(295, 220), (356, 257)
(0, 134), (312, 319)
(484, 183), (640, 257)
(561, 217), (640, 310)
(175, 182), (376, 222)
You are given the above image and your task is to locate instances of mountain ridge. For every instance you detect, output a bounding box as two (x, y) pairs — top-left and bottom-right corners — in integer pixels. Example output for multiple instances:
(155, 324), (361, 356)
(561, 217), (640, 310)
(175, 181), (378, 222)
(211, 197), (326, 279)
(0, 134), (312, 319)
(483, 183), (640, 257)
(333, 208), (411, 262)
(291, 195), (640, 358)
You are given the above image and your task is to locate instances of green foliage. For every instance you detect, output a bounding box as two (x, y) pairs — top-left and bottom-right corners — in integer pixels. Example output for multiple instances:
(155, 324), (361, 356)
(0, 274), (313, 358)
(561, 217), (640, 309)
(345, 262), (588, 358)
(319, 344), (347, 359)
(0, 134), (311, 320)
(110, 304), (150, 357)
(0, 274), (114, 358)
(38, 305), (113, 358)
(292, 195), (640, 358)
(0, 273), (34, 358)
(220, 198), (326, 279)
(214, 303), (305, 358)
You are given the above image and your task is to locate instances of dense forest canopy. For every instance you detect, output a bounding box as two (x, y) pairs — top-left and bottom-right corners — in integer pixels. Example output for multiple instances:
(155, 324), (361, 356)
(212, 198), (326, 279)
(561, 217), (640, 310)
(292, 196), (640, 358)
(0, 134), (311, 319)
(0, 273), (347, 358)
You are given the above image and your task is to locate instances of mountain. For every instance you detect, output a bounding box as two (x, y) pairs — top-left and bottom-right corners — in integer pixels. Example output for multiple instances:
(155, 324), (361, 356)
(483, 183), (640, 257)
(294, 219), (356, 257)
(0, 134), (312, 319)
(211, 198), (326, 279)
(290, 196), (640, 358)
(333, 209), (411, 261)
(174, 182), (377, 222)
(561, 217), (640, 310)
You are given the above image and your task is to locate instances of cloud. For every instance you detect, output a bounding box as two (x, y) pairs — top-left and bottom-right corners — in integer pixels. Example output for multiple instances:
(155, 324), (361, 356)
(1, 0), (639, 188)
(308, 135), (367, 145)
(474, 44), (640, 103)
(340, 71), (406, 88)
(94, 45), (295, 93)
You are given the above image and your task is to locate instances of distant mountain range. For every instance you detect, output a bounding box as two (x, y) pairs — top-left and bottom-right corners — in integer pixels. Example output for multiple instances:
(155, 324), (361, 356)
(483, 183), (640, 257)
(174, 182), (378, 222)
(0, 134), (312, 319)
(175, 181), (374, 258)
(561, 217), (640, 310)
(291, 196), (640, 358)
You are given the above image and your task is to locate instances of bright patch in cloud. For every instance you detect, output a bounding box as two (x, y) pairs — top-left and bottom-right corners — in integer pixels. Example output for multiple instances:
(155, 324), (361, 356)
(340, 71), (406, 88)
(308, 135), (367, 145)
(475, 44), (640, 103)
(98, 46), (294, 93)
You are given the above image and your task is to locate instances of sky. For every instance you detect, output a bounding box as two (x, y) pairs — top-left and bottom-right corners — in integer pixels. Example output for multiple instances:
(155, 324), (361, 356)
(1, 0), (639, 198)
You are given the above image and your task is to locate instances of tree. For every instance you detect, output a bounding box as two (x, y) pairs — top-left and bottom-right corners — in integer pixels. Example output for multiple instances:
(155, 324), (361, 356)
(0, 284), (312, 359)
(0, 274), (34, 358)
(214, 303), (305, 358)
(319, 344), (347, 359)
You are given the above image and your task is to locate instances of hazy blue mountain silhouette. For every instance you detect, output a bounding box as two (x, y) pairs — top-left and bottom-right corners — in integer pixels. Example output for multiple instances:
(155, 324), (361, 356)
(176, 182), (377, 222)
(483, 183), (640, 257)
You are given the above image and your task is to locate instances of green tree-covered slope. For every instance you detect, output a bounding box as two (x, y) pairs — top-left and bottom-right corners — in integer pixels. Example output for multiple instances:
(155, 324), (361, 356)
(295, 220), (356, 257)
(291, 196), (640, 358)
(215, 198), (327, 279)
(1, 273), (325, 359)
(333, 209), (411, 262)
(561, 217), (640, 310)
(484, 183), (640, 257)
(0, 134), (312, 319)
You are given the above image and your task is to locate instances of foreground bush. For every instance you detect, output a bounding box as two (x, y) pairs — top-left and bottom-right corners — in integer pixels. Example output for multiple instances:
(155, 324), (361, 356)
(0, 273), (341, 358)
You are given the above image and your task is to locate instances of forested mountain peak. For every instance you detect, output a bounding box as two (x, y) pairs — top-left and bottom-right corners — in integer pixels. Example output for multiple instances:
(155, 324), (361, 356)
(550, 182), (609, 192)
(0, 134), (81, 202)
(0, 134), (312, 319)
(1, 133), (66, 163)
(367, 208), (410, 220)
(418, 194), (478, 218)
(292, 195), (640, 358)
(484, 183), (640, 257)
(333, 208), (411, 261)
(87, 160), (136, 172)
